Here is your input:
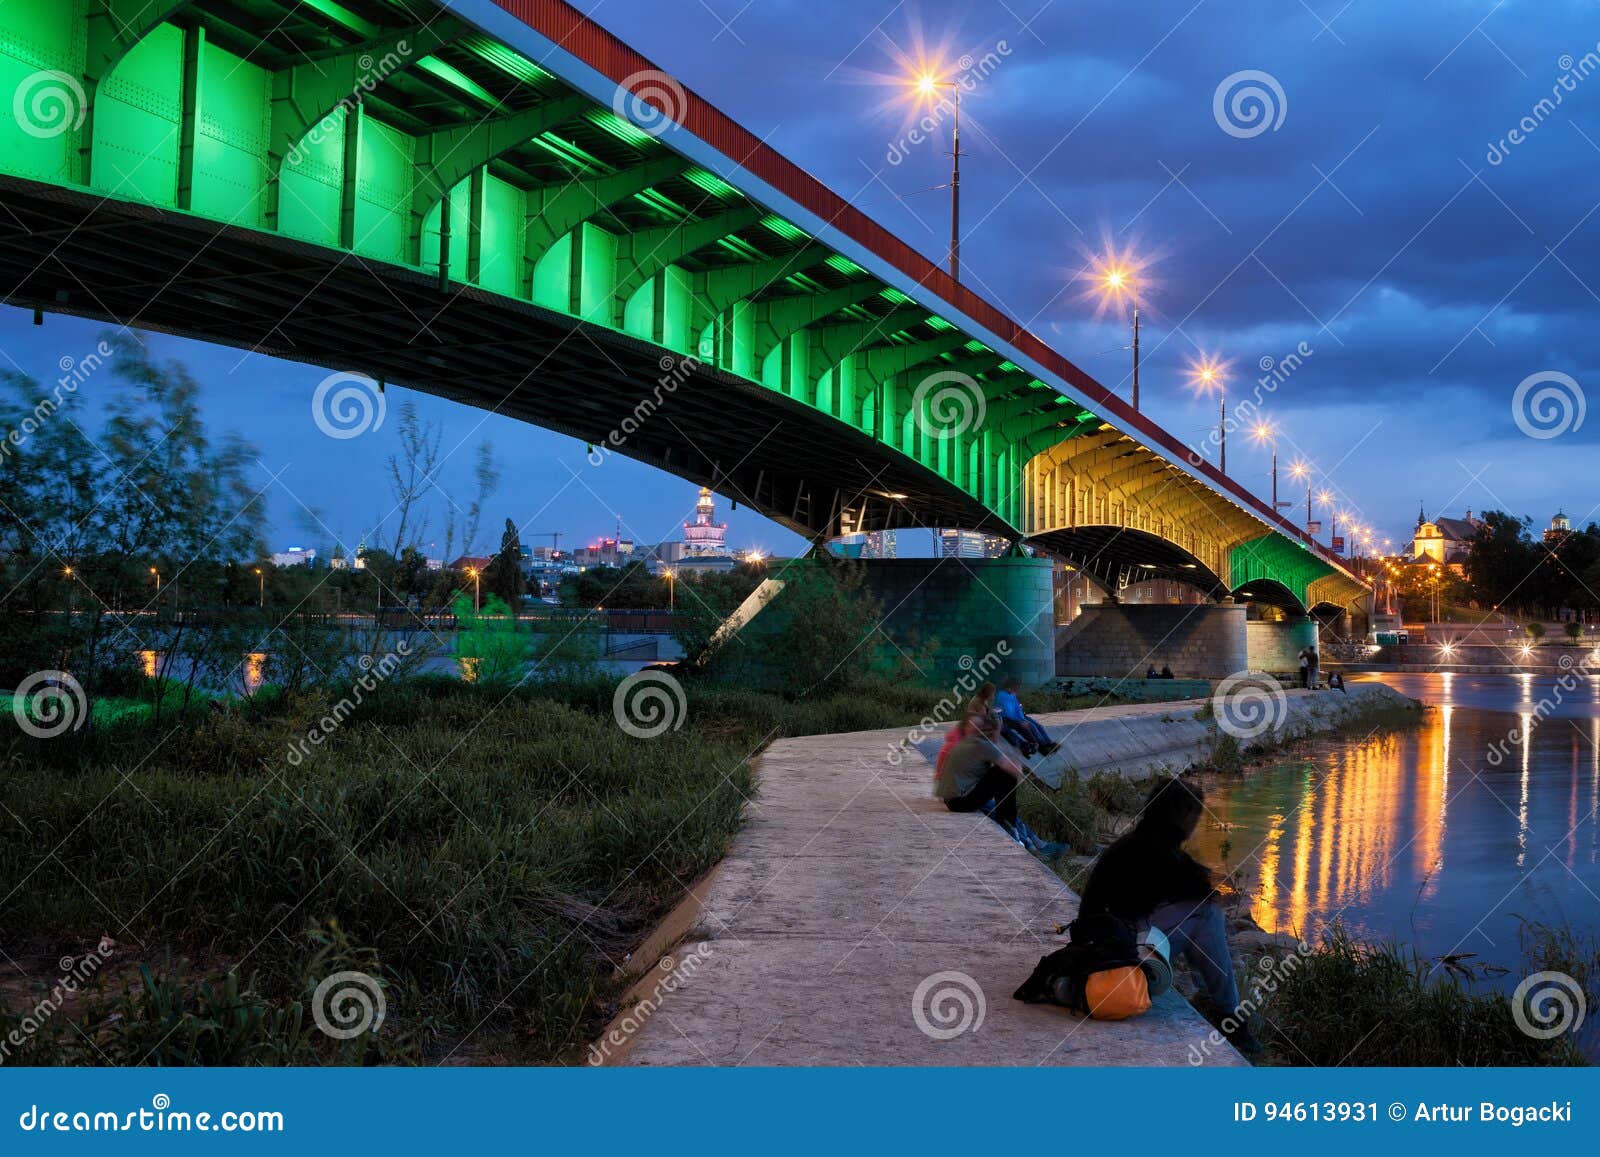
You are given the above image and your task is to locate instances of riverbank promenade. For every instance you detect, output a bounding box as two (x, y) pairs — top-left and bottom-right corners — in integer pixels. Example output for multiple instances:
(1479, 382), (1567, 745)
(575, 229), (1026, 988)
(607, 704), (1247, 1067)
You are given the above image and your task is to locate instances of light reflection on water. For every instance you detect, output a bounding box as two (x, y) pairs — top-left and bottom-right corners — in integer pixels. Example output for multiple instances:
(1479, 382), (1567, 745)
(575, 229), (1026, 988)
(1190, 672), (1600, 971)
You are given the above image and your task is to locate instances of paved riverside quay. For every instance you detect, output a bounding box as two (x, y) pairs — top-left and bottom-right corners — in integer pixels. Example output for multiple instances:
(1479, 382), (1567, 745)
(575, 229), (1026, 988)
(603, 715), (1237, 1067)
(604, 687), (1412, 1066)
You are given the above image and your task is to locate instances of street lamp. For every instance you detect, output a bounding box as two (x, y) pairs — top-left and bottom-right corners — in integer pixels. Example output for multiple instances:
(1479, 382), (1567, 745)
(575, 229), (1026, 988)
(1289, 461), (1312, 531)
(253, 566), (264, 608)
(1250, 421), (1287, 510)
(1094, 257), (1142, 410)
(1188, 356), (1228, 471)
(149, 566), (160, 594)
(911, 69), (963, 283)
(663, 568), (675, 612)
(466, 566), (480, 613)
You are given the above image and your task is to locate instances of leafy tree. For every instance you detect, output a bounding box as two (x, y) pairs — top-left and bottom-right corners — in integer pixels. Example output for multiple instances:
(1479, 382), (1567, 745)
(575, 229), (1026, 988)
(1464, 512), (1535, 614)
(483, 518), (523, 608)
(453, 594), (527, 686)
(557, 562), (667, 609)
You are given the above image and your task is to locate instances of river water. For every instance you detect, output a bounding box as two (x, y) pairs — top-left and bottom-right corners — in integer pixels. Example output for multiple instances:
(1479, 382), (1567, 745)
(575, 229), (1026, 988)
(1189, 672), (1600, 985)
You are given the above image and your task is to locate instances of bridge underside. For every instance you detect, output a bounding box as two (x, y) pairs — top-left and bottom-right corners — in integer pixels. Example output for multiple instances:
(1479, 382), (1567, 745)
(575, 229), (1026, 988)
(0, 178), (1000, 541)
(1028, 526), (1228, 600)
(0, 0), (1367, 614)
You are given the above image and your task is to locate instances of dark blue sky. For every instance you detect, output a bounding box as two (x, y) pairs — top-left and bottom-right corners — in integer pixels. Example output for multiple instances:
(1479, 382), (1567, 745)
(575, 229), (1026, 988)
(4, 0), (1595, 558)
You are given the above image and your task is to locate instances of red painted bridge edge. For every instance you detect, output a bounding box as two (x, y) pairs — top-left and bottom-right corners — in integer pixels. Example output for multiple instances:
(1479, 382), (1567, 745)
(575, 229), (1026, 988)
(488, 0), (1355, 580)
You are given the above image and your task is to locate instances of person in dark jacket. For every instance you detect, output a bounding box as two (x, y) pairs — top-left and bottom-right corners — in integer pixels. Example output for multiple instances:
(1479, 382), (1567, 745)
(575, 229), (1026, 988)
(1079, 778), (1255, 1051)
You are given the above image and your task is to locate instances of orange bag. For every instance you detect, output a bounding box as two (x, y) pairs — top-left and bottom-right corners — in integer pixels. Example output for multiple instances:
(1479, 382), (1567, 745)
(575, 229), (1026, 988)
(1083, 965), (1151, 1020)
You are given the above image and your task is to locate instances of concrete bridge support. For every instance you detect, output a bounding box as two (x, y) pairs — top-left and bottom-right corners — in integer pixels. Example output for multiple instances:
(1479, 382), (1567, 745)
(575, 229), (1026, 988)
(729, 556), (1057, 690)
(1055, 603), (1248, 680)
(1245, 616), (1320, 677)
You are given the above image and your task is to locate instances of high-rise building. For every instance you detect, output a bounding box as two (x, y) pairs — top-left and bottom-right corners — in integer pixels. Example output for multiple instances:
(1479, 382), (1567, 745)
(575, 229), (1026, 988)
(937, 529), (1010, 559)
(684, 487), (729, 556)
(865, 529), (898, 559)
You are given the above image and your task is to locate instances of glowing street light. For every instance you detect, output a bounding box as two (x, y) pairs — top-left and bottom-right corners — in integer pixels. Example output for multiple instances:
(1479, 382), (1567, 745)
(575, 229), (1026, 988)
(1250, 421), (1289, 511)
(1094, 255), (1144, 411)
(907, 66), (963, 283)
(253, 566), (264, 607)
(466, 565), (481, 613)
(149, 566), (160, 594)
(1289, 461), (1313, 532)
(1188, 356), (1228, 472)
(663, 567), (676, 612)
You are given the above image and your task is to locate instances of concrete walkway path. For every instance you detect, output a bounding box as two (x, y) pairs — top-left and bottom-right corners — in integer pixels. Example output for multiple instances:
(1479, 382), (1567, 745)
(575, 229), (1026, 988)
(611, 713), (1244, 1066)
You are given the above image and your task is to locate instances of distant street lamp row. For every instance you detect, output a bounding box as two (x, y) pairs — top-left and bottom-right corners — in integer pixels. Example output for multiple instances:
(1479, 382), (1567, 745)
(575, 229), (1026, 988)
(903, 61), (1371, 558)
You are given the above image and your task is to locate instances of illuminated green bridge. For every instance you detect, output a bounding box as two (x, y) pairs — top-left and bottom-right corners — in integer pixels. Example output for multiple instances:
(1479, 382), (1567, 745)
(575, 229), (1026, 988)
(0, 0), (1367, 627)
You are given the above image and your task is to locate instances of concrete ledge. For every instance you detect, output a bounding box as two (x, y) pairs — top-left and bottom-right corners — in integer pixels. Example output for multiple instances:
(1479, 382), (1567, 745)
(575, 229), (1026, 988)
(611, 725), (1242, 1067)
(1046, 676), (1214, 703)
(913, 683), (1419, 785)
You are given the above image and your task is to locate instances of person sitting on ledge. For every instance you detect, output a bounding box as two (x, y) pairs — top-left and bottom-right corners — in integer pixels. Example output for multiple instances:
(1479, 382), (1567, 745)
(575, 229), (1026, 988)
(1079, 777), (1259, 1055)
(1159, 665), (1175, 679)
(1328, 670), (1346, 693)
(935, 686), (1065, 858)
(995, 676), (1060, 757)
(1146, 665), (1159, 679)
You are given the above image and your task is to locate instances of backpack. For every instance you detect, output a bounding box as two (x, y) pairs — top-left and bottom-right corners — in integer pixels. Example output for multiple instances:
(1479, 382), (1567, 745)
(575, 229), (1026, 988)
(1013, 913), (1152, 1020)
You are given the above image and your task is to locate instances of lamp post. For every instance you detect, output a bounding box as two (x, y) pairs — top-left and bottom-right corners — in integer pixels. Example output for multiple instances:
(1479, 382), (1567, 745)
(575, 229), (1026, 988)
(149, 566), (160, 594)
(663, 568), (675, 612)
(1251, 422), (1285, 509)
(467, 566), (480, 613)
(254, 566), (264, 608)
(1096, 259), (1142, 411)
(1290, 461), (1312, 531)
(914, 71), (962, 283)
(1188, 357), (1227, 471)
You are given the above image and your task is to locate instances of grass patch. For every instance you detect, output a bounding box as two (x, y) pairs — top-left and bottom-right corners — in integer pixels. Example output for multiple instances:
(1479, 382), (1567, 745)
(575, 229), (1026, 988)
(1257, 928), (1587, 1066)
(1, 673), (1102, 1065)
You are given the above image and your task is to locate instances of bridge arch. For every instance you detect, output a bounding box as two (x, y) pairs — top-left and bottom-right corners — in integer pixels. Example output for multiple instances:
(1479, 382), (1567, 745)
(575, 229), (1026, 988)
(0, 0), (1369, 616)
(1029, 526), (1228, 601)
